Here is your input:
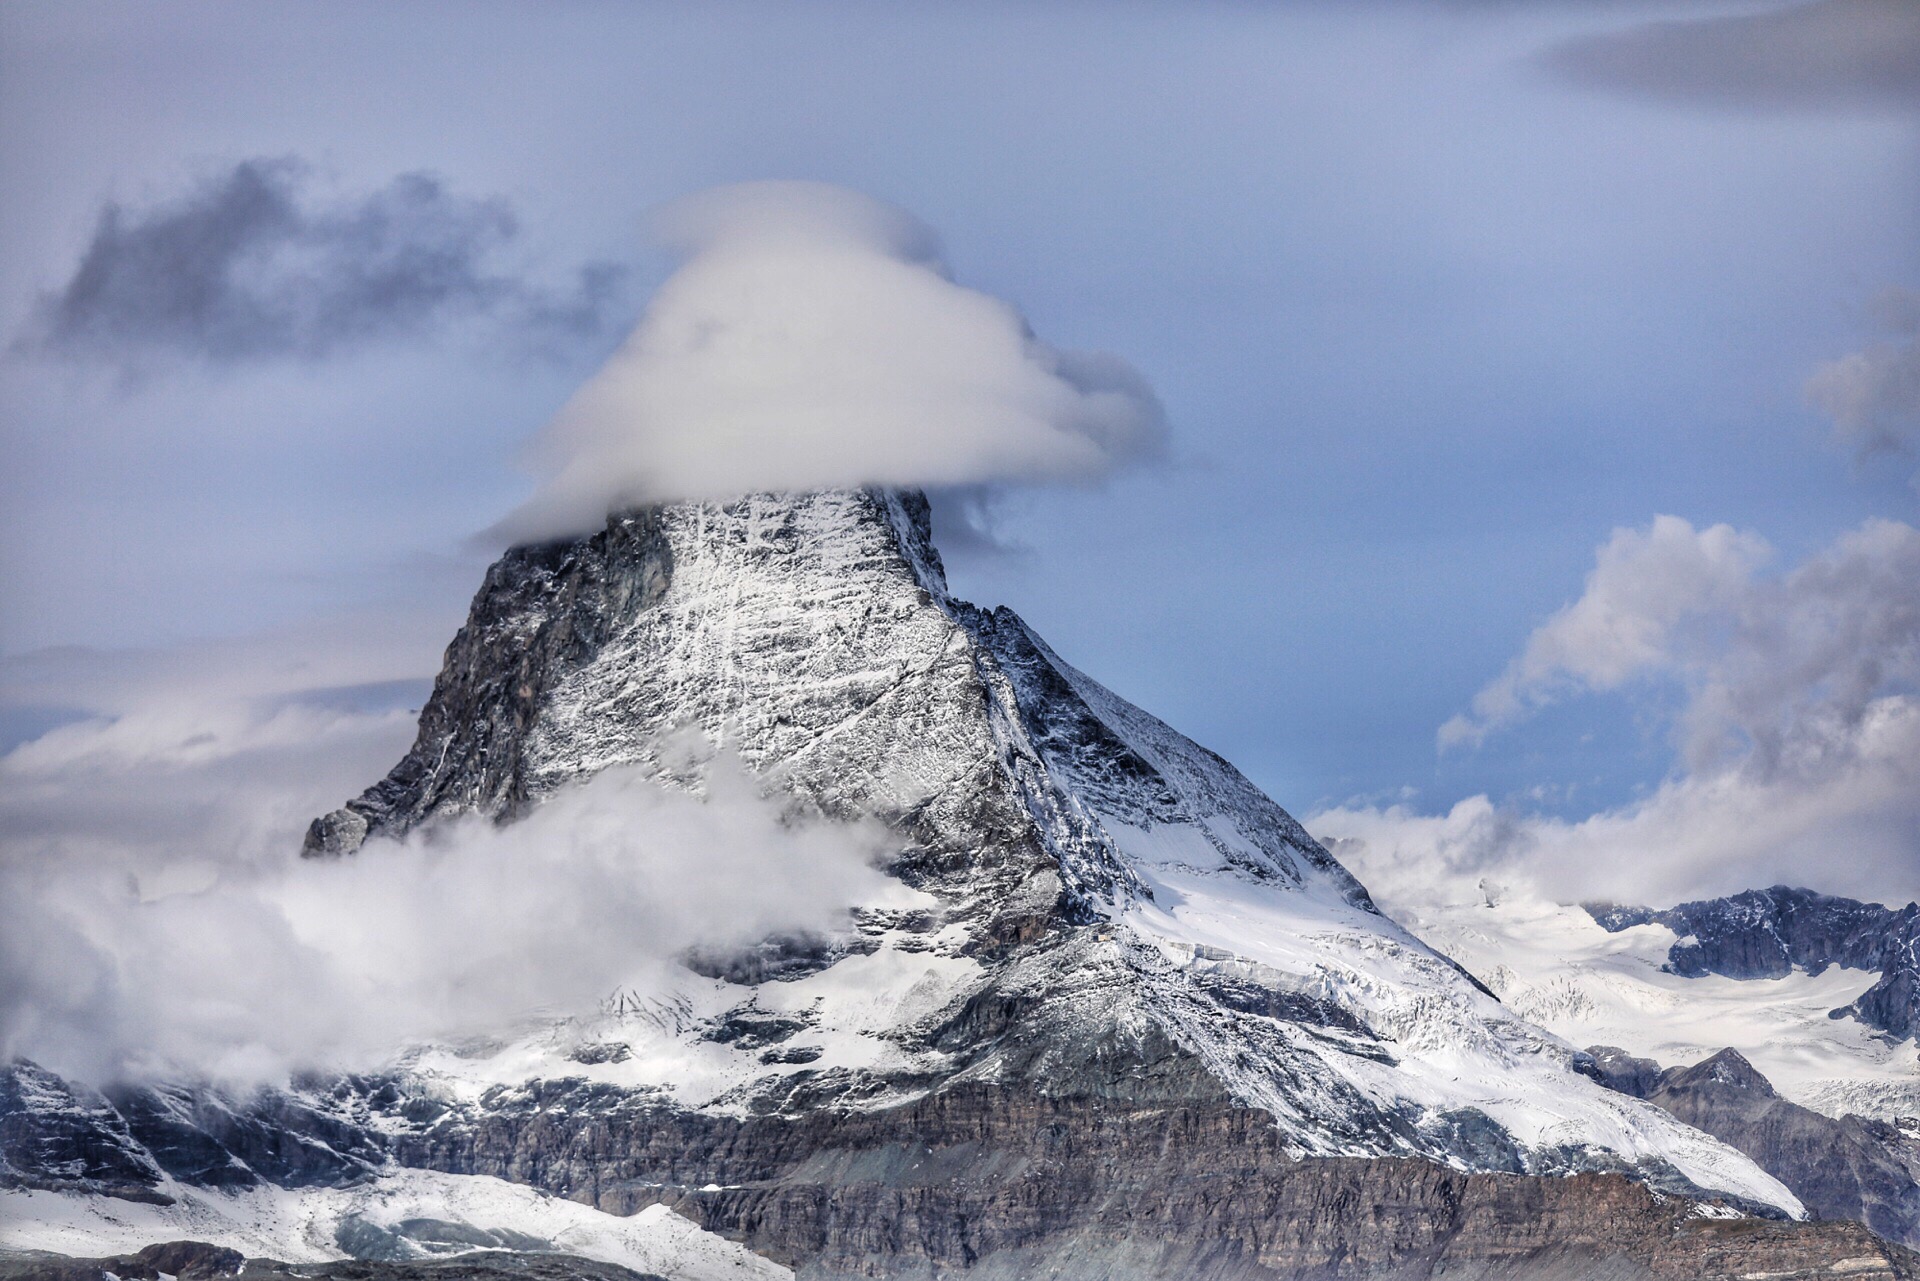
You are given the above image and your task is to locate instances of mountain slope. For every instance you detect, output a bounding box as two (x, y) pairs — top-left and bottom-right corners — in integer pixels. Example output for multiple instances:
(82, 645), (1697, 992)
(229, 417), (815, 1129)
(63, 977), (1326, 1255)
(1588, 1046), (1920, 1248)
(26, 487), (1920, 1278)
(1592, 886), (1920, 1041)
(292, 488), (1789, 1201)
(1391, 889), (1920, 1124)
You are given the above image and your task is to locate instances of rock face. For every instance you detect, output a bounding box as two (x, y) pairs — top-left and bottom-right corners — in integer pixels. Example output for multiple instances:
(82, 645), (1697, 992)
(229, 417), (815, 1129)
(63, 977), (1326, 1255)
(1590, 1045), (1920, 1249)
(19, 487), (1918, 1278)
(0, 1062), (168, 1204)
(1589, 886), (1920, 1039)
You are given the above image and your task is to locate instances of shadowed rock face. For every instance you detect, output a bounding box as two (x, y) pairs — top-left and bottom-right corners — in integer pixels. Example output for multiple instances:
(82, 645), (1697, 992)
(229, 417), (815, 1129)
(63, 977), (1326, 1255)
(370, 1078), (1919, 1281)
(1590, 1045), (1920, 1250)
(9, 1061), (1919, 1280)
(1589, 887), (1920, 1039)
(0, 1062), (168, 1204)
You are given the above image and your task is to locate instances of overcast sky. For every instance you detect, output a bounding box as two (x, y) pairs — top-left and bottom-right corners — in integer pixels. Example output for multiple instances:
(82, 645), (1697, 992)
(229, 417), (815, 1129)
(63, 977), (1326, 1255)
(3, 0), (1917, 908)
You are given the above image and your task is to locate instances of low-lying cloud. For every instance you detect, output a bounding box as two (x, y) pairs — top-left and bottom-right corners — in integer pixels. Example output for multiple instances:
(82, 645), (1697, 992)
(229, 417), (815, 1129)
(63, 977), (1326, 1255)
(1807, 285), (1920, 467)
(1324, 516), (1920, 909)
(498, 180), (1166, 542)
(17, 157), (625, 369)
(0, 643), (889, 1087)
(1543, 0), (1920, 112)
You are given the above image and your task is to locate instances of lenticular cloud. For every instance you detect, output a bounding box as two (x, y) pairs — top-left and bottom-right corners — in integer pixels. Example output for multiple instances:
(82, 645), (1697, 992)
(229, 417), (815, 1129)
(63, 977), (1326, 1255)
(498, 181), (1165, 542)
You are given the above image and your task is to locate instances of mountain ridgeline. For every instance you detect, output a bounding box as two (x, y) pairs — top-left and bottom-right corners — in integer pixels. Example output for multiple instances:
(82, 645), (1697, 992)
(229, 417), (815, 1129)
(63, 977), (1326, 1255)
(10, 489), (1920, 1280)
(1590, 886), (1920, 1040)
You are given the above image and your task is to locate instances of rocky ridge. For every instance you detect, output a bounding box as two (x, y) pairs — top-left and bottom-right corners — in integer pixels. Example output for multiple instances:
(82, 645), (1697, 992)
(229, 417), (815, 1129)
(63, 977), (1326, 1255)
(1588, 1046), (1920, 1248)
(1589, 886), (1920, 1039)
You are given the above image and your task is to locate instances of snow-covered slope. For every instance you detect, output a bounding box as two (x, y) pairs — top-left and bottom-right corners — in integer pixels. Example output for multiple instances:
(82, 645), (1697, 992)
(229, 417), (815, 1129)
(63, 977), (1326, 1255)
(1, 1169), (787, 1280)
(1382, 890), (1920, 1122)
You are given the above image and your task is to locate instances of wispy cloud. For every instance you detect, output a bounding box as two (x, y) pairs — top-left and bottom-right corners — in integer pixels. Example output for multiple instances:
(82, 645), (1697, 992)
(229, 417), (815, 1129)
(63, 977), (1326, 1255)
(1438, 516), (1772, 752)
(0, 636), (889, 1085)
(15, 157), (625, 371)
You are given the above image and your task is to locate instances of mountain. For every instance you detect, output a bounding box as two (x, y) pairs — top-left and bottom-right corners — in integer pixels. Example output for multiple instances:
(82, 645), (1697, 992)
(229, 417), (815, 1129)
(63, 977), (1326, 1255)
(9, 488), (1919, 1280)
(1385, 886), (1920, 1125)
(1588, 1046), (1920, 1248)
(1590, 886), (1920, 1040)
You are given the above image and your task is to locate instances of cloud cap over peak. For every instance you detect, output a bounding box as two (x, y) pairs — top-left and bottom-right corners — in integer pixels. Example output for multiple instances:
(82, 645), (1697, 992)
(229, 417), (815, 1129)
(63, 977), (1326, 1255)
(498, 180), (1166, 542)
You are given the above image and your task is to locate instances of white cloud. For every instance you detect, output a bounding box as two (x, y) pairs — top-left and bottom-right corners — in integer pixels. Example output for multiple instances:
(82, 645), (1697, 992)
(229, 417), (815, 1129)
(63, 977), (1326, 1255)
(1807, 285), (1920, 462)
(1337, 516), (1920, 909)
(1439, 515), (1770, 751)
(497, 180), (1165, 542)
(0, 642), (889, 1087)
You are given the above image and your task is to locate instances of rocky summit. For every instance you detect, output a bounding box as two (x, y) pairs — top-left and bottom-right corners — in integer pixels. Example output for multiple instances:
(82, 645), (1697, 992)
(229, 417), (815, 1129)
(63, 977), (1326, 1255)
(8, 488), (1919, 1279)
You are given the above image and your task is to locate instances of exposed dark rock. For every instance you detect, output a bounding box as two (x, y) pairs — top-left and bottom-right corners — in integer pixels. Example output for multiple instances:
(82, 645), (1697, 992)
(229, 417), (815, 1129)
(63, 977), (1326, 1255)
(365, 1079), (1915, 1280)
(699, 1007), (811, 1051)
(567, 1043), (632, 1066)
(0, 1061), (168, 1203)
(1587, 886), (1920, 1039)
(107, 1078), (384, 1190)
(1581, 1046), (1666, 1100)
(303, 507), (677, 856)
(1589, 1045), (1920, 1249)
(759, 1046), (824, 1065)
(681, 933), (880, 986)
(0, 1240), (246, 1280)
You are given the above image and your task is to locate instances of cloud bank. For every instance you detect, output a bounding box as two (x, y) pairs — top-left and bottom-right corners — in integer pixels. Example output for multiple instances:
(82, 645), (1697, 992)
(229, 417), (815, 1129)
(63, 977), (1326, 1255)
(1543, 0), (1920, 112)
(17, 157), (624, 369)
(499, 180), (1165, 542)
(1325, 516), (1920, 908)
(0, 644), (889, 1086)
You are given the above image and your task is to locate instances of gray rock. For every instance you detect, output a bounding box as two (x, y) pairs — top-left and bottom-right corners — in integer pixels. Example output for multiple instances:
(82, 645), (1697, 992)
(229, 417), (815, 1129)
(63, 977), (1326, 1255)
(1590, 1045), (1920, 1248)
(1587, 886), (1920, 1039)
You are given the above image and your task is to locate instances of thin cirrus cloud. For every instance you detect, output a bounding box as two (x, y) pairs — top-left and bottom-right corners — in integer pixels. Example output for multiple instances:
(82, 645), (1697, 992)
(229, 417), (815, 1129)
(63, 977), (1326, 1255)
(1319, 515), (1920, 909)
(495, 180), (1167, 543)
(1542, 0), (1920, 112)
(15, 157), (627, 370)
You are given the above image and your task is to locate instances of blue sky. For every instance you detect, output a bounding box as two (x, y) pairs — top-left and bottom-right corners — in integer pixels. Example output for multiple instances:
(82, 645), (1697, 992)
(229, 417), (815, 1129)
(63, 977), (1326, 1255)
(2, 0), (1916, 903)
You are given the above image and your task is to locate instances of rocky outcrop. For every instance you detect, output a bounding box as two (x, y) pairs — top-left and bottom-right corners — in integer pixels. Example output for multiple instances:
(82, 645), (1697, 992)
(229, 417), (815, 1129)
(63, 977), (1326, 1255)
(1588, 886), (1920, 1039)
(304, 507), (678, 855)
(1590, 1045), (1920, 1248)
(0, 1061), (168, 1203)
(10, 1059), (1919, 1280)
(0, 1241), (246, 1281)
